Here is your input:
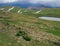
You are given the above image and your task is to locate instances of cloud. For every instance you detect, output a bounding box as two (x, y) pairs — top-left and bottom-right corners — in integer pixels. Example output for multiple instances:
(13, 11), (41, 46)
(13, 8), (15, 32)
(0, 0), (17, 3)
(0, 0), (56, 3)
(0, 0), (59, 4)
(28, 0), (60, 7)
(29, 0), (54, 3)
(0, 0), (60, 7)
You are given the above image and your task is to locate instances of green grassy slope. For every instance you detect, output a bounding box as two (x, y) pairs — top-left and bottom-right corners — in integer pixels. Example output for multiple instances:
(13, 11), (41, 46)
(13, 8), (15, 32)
(0, 6), (60, 46)
(23, 8), (60, 18)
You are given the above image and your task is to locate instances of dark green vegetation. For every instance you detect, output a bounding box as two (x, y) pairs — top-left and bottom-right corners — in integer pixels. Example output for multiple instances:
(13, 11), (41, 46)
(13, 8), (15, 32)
(0, 6), (60, 46)
(16, 29), (31, 41)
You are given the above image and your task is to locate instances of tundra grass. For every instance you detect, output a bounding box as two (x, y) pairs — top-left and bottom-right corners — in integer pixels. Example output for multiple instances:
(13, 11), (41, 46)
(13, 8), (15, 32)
(0, 7), (60, 46)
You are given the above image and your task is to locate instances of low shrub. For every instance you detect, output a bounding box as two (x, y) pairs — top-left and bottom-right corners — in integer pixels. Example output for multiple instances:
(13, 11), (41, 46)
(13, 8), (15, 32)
(16, 31), (31, 41)
(22, 34), (31, 41)
(16, 31), (26, 36)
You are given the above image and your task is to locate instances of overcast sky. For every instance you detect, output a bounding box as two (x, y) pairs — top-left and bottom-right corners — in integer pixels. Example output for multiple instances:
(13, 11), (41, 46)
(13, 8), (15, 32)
(0, 0), (60, 7)
(0, 0), (59, 3)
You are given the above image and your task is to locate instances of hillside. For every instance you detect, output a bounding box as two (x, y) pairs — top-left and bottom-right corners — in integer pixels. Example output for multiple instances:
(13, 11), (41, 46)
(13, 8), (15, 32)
(0, 6), (60, 46)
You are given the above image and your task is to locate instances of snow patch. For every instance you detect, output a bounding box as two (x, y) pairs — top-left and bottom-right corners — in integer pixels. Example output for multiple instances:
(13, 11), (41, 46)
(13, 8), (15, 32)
(39, 17), (60, 21)
(17, 9), (22, 14)
(17, 9), (21, 13)
(7, 7), (14, 12)
(0, 8), (4, 10)
(35, 10), (42, 14)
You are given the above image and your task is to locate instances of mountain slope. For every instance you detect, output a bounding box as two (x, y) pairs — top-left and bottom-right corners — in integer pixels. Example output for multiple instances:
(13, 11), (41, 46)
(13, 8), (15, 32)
(0, 6), (60, 46)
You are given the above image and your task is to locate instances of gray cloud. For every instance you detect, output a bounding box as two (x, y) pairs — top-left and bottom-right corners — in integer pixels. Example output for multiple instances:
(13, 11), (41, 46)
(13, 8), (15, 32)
(0, 0), (60, 7)
(0, 0), (17, 3)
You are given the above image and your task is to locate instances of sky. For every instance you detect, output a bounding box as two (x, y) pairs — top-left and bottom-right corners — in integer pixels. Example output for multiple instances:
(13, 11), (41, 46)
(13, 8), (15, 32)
(0, 0), (60, 7)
